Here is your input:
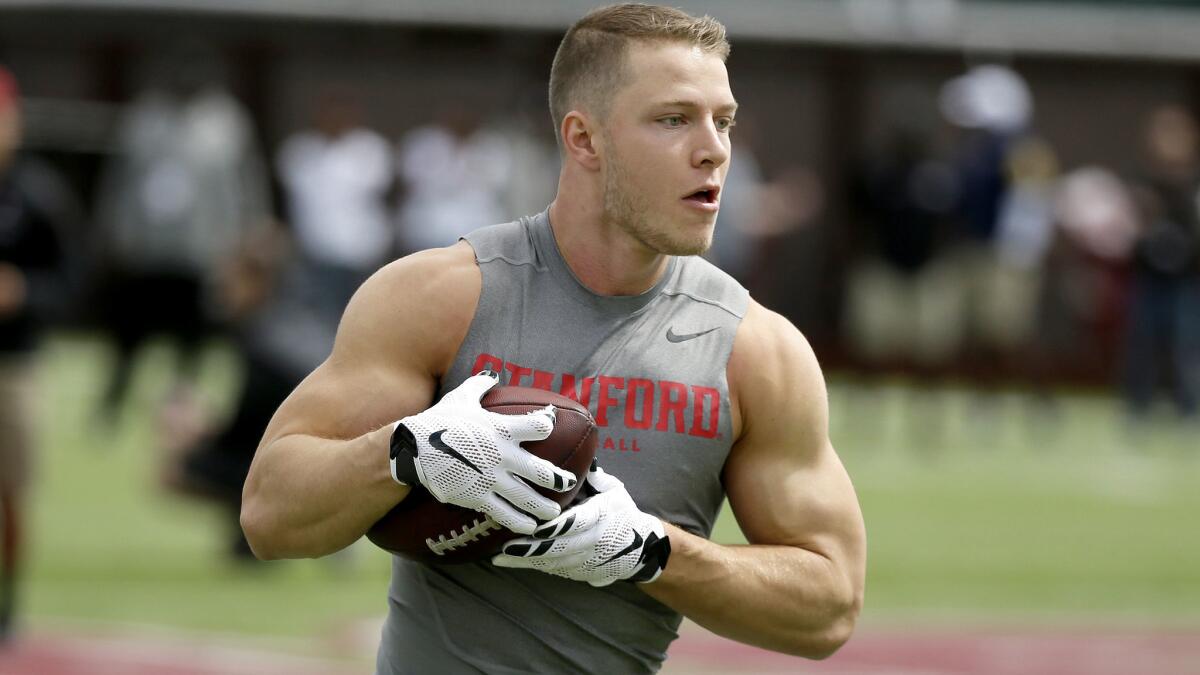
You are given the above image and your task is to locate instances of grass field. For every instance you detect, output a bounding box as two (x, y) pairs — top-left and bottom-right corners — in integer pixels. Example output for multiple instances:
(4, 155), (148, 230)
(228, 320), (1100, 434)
(19, 333), (1200, 660)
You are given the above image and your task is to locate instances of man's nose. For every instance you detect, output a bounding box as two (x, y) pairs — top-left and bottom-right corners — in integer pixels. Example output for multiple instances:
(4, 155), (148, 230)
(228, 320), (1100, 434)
(692, 119), (730, 168)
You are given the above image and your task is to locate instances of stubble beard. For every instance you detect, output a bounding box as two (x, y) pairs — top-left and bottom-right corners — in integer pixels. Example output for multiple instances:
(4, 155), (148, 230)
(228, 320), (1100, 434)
(601, 148), (713, 257)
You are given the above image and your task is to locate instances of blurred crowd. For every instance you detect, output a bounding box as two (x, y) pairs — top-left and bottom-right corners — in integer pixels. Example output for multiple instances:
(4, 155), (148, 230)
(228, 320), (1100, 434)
(85, 56), (562, 562)
(1, 46), (1199, 638)
(712, 63), (1198, 429)
(835, 64), (1199, 426)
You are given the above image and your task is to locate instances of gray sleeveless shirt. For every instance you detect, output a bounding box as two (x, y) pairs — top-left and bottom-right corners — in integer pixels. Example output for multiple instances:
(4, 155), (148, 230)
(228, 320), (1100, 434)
(377, 210), (749, 674)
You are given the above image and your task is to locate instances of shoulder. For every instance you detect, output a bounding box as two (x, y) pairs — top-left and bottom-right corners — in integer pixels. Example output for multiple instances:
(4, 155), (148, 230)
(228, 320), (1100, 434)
(666, 255), (750, 319)
(727, 299), (827, 446)
(334, 241), (480, 378)
(463, 218), (539, 267)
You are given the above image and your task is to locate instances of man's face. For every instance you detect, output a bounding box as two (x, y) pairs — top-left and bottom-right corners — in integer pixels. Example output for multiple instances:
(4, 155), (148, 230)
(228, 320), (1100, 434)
(598, 41), (736, 256)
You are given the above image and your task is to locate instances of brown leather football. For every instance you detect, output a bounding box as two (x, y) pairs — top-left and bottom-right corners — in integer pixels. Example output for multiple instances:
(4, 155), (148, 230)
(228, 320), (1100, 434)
(366, 385), (597, 564)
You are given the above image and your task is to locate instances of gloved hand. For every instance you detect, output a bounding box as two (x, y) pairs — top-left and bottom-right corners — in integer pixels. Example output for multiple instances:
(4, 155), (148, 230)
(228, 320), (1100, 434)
(491, 462), (671, 586)
(390, 371), (578, 535)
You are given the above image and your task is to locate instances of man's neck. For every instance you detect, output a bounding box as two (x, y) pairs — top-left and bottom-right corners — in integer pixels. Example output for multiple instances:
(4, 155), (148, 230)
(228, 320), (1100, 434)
(547, 197), (670, 297)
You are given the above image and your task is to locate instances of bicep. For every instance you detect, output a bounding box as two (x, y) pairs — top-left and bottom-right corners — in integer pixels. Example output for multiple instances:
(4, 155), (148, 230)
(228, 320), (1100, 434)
(259, 351), (435, 450)
(725, 436), (863, 565)
(723, 305), (866, 568)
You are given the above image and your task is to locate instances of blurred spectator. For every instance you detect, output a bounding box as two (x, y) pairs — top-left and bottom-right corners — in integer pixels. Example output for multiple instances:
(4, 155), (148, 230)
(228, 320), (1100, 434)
(162, 221), (337, 560)
(940, 64), (1039, 379)
(395, 105), (510, 253)
(995, 138), (1058, 279)
(1043, 167), (1139, 383)
(276, 88), (392, 321)
(1123, 104), (1200, 419)
(844, 130), (963, 369)
(166, 89), (391, 559)
(974, 136), (1060, 375)
(0, 66), (74, 643)
(92, 44), (270, 422)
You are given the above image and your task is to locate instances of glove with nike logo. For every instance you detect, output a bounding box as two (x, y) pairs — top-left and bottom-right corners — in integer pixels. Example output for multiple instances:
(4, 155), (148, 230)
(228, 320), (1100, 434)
(389, 371), (578, 535)
(491, 462), (671, 586)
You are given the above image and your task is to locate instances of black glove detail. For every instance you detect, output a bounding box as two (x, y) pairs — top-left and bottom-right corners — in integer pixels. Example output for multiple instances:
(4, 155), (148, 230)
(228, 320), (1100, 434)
(390, 423), (422, 487)
(629, 530), (671, 583)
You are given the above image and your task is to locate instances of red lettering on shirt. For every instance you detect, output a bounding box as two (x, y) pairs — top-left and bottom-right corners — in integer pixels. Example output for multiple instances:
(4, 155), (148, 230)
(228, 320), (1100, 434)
(655, 380), (688, 433)
(559, 374), (596, 408)
(689, 385), (720, 438)
(624, 378), (654, 430)
(595, 376), (624, 427)
(531, 369), (554, 391)
(472, 353), (504, 375)
(504, 363), (532, 387)
(467, 353), (726, 442)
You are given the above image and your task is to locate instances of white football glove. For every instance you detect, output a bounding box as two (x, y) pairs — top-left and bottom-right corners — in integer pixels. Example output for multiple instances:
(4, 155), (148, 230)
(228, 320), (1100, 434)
(390, 371), (578, 535)
(491, 462), (671, 586)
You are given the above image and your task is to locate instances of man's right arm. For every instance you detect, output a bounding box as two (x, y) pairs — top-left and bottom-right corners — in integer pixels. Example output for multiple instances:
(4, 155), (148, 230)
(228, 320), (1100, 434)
(240, 242), (480, 560)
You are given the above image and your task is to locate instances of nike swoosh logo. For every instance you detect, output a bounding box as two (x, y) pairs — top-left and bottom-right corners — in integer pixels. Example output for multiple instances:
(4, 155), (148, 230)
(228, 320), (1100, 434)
(598, 530), (643, 567)
(666, 326), (718, 343)
(429, 429), (483, 474)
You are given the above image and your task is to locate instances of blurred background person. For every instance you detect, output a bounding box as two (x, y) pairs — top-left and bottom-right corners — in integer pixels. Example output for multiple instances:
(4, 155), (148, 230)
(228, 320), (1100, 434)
(1048, 166), (1140, 387)
(394, 103), (510, 254)
(91, 42), (270, 424)
(844, 128), (962, 374)
(940, 63), (1040, 382)
(161, 221), (337, 561)
(987, 136), (1059, 377)
(0, 65), (74, 644)
(1123, 104), (1200, 422)
(276, 86), (392, 324)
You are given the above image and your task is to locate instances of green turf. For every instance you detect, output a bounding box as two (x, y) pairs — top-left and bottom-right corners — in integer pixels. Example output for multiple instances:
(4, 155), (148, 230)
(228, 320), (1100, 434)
(825, 381), (1200, 622)
(22, 334), (1200, 645)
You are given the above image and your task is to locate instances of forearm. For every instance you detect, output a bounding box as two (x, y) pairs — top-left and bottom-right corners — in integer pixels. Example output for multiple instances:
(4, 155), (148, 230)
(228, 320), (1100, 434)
(641, 523), (862, 659)
(240, 425), (408, 559)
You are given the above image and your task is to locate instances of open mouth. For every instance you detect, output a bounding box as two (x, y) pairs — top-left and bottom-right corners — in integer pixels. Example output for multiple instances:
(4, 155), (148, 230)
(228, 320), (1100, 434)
(684, 188), (718, 205)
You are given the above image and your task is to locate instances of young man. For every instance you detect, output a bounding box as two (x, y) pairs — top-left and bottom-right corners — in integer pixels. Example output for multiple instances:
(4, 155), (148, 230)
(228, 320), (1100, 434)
(242, 5), (866, 672)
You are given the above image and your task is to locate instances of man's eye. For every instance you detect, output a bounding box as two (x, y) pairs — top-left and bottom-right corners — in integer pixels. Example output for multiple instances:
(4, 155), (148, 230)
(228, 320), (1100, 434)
(716, 117), (736, 131)
(662, 116), (684, 127)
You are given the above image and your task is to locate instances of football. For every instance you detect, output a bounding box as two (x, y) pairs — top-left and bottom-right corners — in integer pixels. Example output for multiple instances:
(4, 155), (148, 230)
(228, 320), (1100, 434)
(366, 385), (598, 564)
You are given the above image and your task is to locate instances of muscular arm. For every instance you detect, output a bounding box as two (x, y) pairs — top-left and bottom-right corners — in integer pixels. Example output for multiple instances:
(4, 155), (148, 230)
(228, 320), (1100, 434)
(641, 301), (867, 659)
(240, 243), (479, 560)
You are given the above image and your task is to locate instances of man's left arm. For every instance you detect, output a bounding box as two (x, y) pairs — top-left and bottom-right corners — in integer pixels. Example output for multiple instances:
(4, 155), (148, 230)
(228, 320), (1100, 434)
(640, 301), (866, 659)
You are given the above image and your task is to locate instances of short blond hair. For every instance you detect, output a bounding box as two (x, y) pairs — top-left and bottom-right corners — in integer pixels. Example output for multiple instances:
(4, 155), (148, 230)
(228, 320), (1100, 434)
(548, 4), (729, 139)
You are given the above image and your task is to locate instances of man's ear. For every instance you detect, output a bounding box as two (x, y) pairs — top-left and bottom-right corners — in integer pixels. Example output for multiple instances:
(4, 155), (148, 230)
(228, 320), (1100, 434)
(561, 110), (602, 171)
